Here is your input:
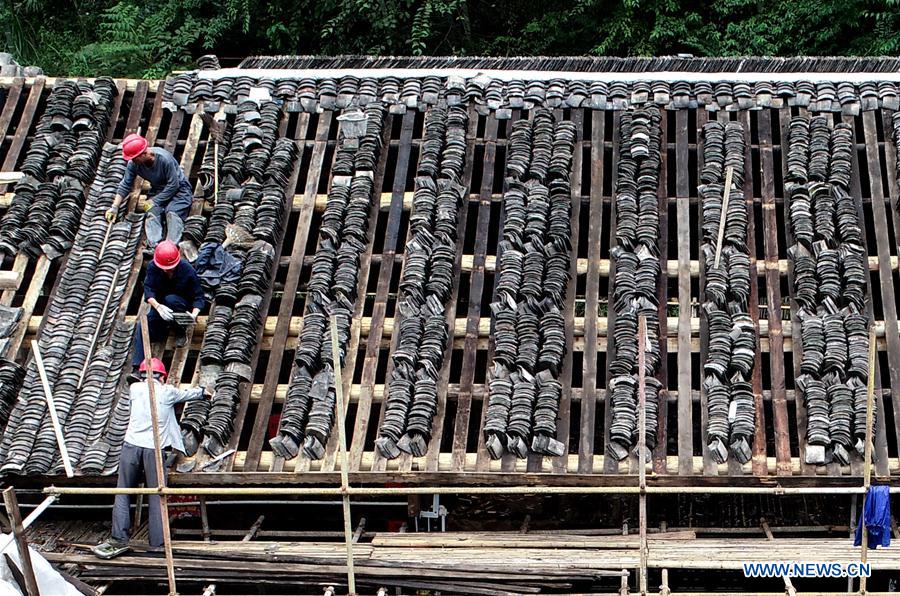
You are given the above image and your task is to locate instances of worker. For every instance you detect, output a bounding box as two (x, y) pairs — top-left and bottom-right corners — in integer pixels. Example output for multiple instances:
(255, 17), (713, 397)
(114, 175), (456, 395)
(107, 133), (193, 248)
(133, 240), (205, 371)
(92, 358), (210, 559)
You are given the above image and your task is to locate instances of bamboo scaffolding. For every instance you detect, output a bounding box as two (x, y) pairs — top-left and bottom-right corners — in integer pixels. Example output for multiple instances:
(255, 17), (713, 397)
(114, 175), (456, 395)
(139, 311), (177, 596)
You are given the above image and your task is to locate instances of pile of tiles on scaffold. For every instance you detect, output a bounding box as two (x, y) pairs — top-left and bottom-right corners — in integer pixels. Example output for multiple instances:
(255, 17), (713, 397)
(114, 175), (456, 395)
(370, 104), (469, 461)
(176, 132), (299, 458)
(0, 78), (118, 258)
(605, 106), (663, 464)
(162, 59), (900, 114)
(478, 109), (576, 460)
(269, 104), (386, 461)
(785, 115), (872, 466)
(0, 148), (143, 476)
(697, 120), (757, 465)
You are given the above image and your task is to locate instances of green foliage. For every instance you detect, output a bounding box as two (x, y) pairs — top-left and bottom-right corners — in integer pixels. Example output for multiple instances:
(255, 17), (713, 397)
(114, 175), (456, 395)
(1, 0), (897, 78)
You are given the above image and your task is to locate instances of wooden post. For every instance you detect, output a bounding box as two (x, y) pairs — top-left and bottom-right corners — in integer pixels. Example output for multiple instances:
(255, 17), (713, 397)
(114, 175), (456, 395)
(2, 488), (40, 596)
(637, 314), (648, 595)
(31, 340), (74, 478)
(713, 165), (734, 269)
(859, 325), (877, 596)
(330, 315), (356, 595)
(139, 311), (178, 596)
(659, 569), (670, 596)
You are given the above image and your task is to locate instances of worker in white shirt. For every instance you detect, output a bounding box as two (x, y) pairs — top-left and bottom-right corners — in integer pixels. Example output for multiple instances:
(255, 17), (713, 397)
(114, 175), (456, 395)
(93, 357), (209, 559)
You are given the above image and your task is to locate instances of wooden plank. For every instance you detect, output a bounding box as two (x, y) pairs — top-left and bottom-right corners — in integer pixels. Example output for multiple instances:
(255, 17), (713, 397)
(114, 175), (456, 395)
(223, 114), (299, 470)
(474, 109), (517, 472)
(321, 110), (395, 473)
(739, 110), (767, 477)
(348, 111), (414, 470)
(861, 110), (900, 474)
(652, 107), (669, 475)
(779, 106), (813, 475)
(0, 77), (44, 184)
(499, 109), (525, 475)
(697, 108), (716, 476)
(242, 112), (312, 472)
(879, 107), (900, 474)
(162, 106), (211, 385)
(423, 108), (478, 473)
(105, 79), (127, 142)
(0, 78), (24, 169)
(716, 111), (744, 477)
(586, 109), (606, 474)
(143, 81), (167, 146)
(124, 81), (150, 135)
(259, 111), (331, 475)
(552, 108), (584, 474)
(757, 109), (792, 476)
(452, 114), (497, 471)
(675, 108), (693, 476)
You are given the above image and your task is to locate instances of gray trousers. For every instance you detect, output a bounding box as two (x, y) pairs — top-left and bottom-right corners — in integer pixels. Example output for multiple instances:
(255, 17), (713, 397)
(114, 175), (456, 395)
(112, 442), (167, 547)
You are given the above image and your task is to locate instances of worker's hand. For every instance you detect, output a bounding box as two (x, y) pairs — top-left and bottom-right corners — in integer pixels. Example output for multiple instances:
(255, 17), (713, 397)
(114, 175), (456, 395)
(105, 208), (117, 223)
(142, 200), (153, 213)
(155, 303), (174, 321)
(190, 310), (199, 323)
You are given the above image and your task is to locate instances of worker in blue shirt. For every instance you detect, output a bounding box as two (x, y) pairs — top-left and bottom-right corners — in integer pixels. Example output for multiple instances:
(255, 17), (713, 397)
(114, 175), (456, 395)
(133, 241), (205, 371)
(107, 133), (193, 248)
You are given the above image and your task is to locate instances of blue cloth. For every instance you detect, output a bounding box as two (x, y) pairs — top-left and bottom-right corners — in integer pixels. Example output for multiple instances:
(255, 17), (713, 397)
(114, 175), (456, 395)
(144, 259), (206, 312)
(117, 147), (193, 218)
(855, 485), (891, 549)
(194, 242), (242, 288)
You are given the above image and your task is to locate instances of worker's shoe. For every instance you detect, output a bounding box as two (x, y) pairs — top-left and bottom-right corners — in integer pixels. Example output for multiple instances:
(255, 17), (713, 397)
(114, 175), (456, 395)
(175, 327), (189, 348)
(92, 539), (130, 560)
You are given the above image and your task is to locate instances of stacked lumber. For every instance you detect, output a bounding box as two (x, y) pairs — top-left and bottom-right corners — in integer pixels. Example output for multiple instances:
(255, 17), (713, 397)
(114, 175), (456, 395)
(53, 535), (635, 594)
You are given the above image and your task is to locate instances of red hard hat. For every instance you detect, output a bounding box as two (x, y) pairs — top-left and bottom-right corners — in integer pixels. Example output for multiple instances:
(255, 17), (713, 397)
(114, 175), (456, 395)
(153, 240), (181, 270)
(122, 133), (148, 161)
(139, 357), (167, 379)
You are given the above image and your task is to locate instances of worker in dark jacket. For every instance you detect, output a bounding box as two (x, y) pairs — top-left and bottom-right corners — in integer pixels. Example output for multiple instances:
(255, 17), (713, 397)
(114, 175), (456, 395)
(133, 241), (205, 370)
(107, 133), (193, 247)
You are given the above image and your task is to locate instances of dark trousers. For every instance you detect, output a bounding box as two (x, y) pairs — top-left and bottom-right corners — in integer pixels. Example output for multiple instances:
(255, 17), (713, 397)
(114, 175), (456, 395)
(112, 442), (167, 547)
(133, 294), (190, 367)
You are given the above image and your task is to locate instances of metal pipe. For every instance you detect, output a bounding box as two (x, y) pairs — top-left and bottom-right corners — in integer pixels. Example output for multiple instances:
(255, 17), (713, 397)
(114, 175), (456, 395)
(17, 499), (407, 509)
(44, 485), (868, 497)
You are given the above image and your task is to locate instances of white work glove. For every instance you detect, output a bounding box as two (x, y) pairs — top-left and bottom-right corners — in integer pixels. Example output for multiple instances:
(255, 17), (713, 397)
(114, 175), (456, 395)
(190, 310), (199, 323)
(156, 303), (174, 321)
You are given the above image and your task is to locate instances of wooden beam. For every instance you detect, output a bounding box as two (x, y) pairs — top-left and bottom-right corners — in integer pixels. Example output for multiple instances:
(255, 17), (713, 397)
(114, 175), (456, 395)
(2, 488), (39, 596)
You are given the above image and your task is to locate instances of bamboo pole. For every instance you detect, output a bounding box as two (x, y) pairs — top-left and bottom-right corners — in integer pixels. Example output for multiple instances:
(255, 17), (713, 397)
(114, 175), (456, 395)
(713, 166), (734, 269)
(331, 315), (356, 595)
(139, 311), (178, 596)
(44, 485), (874, 497)
(859, 325), (877, 596)
(76, 220), (116, 389)
(31, 340), (74, 478)
(637, 315), (648, 595)
(1, 489), (39, 596)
